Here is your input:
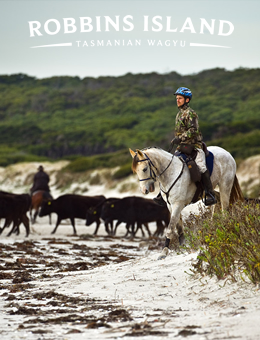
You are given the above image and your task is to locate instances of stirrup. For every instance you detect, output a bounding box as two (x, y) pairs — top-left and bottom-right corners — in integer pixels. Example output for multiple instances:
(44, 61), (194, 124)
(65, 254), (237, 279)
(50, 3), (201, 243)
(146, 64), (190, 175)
(204, 192), (217, 206)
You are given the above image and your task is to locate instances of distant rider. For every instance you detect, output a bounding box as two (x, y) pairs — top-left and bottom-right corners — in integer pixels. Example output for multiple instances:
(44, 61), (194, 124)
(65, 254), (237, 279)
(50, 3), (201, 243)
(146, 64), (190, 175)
(30, 165), (51, 195)
(154, 87), (217, 207)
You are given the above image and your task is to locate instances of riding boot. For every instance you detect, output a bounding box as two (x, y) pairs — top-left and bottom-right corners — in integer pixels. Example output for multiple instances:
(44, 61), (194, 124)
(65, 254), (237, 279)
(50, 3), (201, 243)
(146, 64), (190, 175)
(153, 192), (167, 207)
(201, 170), (217, 206)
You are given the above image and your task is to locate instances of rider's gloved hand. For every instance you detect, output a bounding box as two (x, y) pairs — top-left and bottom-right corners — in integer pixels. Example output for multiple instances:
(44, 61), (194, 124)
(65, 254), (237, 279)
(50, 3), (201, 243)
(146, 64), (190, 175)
(171, 137), (181, 145)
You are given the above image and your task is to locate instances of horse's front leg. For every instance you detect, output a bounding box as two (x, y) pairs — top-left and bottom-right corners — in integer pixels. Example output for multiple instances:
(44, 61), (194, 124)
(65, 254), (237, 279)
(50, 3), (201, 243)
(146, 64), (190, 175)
(158, 203), (184, 260)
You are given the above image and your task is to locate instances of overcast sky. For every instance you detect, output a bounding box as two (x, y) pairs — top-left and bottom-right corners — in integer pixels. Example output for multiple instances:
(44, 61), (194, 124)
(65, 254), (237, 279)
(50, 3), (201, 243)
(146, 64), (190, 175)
(1, 0), (259, 79)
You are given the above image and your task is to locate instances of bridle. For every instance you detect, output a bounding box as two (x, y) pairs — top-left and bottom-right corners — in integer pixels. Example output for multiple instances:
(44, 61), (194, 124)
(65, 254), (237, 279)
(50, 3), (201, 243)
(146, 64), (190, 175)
(137, 151), (175, 182)
(137, 152), (159, 182)
(136, 150), (185, 204)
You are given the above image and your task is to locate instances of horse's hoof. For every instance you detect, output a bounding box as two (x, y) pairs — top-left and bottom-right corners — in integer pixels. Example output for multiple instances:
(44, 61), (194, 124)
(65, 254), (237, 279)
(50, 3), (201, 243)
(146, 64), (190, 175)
(157, 254), (166, 260)
(157, 247), (169, 260)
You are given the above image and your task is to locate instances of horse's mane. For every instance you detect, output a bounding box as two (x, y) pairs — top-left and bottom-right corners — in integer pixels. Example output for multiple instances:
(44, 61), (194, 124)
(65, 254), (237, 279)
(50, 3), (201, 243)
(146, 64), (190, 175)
(141, 146), (163, 151)
(131, 146), (164, 173)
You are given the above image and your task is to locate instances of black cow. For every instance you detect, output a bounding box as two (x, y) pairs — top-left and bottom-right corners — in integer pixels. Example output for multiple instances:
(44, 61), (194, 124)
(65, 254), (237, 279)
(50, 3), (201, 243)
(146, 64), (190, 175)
(0, 191), (31, 237)
(86, 197), (154, 237)
(39, 194), (106, 234)
(100, 196), (170, 238)
(86, 198), (120, 235)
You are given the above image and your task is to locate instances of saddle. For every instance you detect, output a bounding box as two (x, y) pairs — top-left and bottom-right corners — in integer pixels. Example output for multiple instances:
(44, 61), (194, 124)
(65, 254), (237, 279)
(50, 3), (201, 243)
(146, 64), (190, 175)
(175, 142), (214, 204)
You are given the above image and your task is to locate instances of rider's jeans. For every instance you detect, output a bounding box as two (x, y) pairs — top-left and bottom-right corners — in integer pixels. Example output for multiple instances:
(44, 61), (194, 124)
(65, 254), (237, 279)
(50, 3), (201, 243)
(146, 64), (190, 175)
(195, 148), (207, 173)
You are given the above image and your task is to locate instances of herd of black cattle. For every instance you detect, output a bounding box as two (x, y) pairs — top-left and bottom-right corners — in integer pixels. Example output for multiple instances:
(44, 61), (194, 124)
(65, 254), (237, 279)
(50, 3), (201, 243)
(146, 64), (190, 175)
(0, 191), (170, 238)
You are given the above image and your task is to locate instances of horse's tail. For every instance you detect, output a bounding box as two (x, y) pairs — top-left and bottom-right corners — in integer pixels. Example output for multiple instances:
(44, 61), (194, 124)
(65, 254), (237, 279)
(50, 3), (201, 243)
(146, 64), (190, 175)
(229, 175), (244, 204)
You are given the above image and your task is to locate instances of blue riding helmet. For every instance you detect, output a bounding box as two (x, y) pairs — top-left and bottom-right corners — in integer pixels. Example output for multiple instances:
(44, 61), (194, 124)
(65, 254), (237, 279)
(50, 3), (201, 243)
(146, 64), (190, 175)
(174, 87), (192, 99)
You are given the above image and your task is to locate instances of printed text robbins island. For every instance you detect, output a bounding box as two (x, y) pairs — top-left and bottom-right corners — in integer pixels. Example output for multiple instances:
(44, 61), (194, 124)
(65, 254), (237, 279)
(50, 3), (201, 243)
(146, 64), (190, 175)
(29, 16), (234, 37)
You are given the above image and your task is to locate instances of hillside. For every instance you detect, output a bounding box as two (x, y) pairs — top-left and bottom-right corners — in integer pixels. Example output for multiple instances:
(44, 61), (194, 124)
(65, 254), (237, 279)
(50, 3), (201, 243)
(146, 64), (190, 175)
(0, 153), (259, 199)
(0, 68), (260, 167)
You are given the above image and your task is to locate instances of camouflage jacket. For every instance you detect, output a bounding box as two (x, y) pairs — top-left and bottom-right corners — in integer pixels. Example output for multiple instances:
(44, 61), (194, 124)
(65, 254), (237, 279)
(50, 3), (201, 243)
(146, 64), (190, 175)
(175, 104), (203, 148)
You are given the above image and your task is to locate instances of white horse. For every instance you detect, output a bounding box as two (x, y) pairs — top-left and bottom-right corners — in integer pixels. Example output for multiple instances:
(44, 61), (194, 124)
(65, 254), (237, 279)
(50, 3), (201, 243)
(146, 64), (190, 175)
(129, 146), (244, 260)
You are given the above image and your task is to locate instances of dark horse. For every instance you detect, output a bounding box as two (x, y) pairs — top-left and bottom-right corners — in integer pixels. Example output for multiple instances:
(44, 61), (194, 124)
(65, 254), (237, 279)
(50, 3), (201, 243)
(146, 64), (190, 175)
(30, 190), (53, 224)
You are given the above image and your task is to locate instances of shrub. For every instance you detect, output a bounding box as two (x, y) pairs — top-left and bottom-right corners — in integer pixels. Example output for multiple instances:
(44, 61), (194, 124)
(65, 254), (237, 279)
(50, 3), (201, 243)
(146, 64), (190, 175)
(0, 149), (48, 167)
(89, 174), (102, 185)
(64, 157), (98, 172)
(183, 202), (260, 284)
(112, 163), (132, 179)
(63, 149), (132, 173)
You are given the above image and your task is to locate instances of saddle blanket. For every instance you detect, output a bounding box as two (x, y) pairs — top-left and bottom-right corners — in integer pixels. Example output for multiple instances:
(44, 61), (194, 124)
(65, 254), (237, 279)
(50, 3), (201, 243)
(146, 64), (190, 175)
(176, 151), (214, 176)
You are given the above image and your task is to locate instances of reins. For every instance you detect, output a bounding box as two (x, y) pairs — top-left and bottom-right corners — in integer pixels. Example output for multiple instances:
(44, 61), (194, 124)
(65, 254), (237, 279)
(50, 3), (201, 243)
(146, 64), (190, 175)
(160, 159), (185, 204)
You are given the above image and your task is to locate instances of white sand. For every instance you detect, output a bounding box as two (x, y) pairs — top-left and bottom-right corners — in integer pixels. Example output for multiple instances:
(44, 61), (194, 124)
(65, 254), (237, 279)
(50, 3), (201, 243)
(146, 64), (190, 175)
(0, 218), (259, 340)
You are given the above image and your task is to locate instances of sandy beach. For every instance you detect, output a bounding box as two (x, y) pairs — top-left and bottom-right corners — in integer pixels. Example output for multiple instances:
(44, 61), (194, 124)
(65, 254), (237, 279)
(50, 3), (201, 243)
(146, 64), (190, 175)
(0, 159), (260, 339)
(1, 215), (260, 340)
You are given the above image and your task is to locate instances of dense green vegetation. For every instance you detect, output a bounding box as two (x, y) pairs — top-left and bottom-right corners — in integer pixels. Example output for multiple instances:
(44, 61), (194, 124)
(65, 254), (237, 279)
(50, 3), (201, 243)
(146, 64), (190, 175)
(0, 68), (260, 167)
(183, 201), (260, 284)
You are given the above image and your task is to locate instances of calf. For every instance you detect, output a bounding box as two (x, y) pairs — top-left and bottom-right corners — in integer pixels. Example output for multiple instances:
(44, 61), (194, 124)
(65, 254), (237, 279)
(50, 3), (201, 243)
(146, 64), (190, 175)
(39, 194), (106, 234)
(0, 191), (31, 237)
(86, 198), (120, 235)
(101, 196), (170, 238)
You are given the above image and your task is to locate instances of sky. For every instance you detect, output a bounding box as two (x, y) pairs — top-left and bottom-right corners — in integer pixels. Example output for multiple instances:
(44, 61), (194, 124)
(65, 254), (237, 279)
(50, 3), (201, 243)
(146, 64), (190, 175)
(1, 0), (260, 79)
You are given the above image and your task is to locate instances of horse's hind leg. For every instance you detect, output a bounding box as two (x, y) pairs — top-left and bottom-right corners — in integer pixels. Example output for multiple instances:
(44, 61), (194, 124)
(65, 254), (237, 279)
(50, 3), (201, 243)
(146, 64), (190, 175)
(29, 207), (33, 223)
(32, 209), (38, 224)
(219, 180), (233, 211)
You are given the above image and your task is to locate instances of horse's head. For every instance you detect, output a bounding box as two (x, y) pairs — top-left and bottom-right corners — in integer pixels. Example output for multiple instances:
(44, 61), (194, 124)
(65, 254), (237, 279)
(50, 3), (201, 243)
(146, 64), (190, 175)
(129, 148), (155, 194)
